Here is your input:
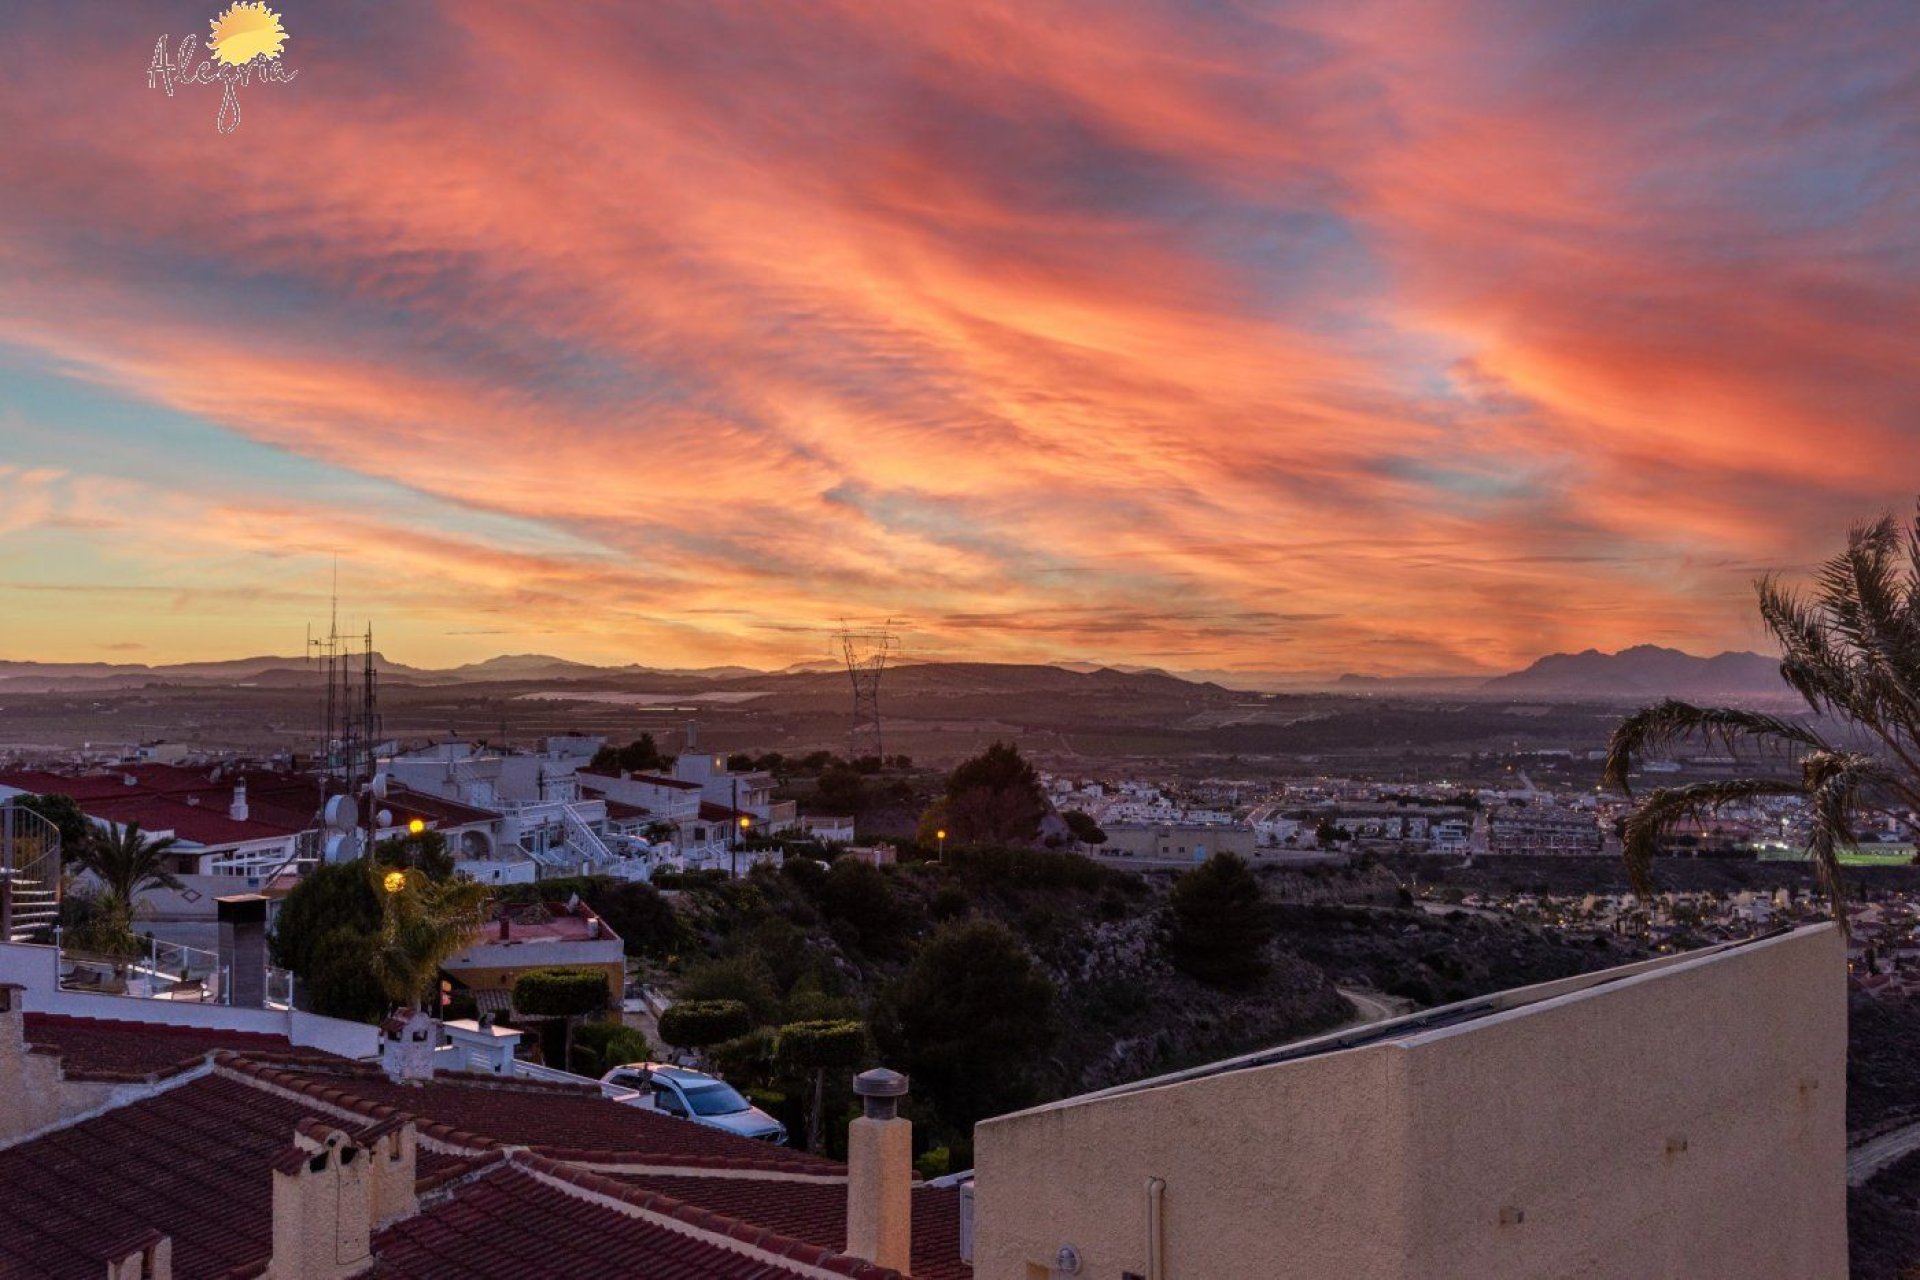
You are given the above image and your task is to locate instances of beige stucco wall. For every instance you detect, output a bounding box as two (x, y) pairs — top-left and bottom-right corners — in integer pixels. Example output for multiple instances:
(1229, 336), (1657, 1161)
(973, 925), (1845, 1280)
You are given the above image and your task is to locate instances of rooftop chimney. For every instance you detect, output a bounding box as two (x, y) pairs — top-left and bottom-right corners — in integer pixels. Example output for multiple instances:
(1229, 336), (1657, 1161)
(230, 780), (249, 823)
(379, 1009), (438, 1083)
(359, 1117), (419, 1228)
(267, 1122), (372, 1279)
(0, 983), (65, 1143)
(847, 1067), (912, 1273)
(216, 895), (269, 1009)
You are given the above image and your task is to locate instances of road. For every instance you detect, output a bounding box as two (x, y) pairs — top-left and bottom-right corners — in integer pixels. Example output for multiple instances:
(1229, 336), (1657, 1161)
(1335, 986), (1410, 1028)
(1849, 1119), (1920, 1186)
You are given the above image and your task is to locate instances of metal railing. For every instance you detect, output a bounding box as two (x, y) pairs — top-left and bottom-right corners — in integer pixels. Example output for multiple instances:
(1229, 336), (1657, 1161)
(57, 929), (223, 1001)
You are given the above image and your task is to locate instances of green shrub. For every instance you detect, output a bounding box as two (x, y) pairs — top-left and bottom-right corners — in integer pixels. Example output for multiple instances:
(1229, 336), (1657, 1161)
(511, 967), (610, 1019)
(659, 999), (754, 1050)
(570, 1020), (654, 1076)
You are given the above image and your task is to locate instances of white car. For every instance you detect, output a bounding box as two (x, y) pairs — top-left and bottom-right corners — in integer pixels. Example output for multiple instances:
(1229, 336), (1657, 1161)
(601, 1062), (788, 1144)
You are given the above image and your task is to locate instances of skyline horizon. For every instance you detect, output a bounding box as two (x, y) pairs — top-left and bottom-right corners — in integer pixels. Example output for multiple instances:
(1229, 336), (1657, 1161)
(0, 636), (1782, 686)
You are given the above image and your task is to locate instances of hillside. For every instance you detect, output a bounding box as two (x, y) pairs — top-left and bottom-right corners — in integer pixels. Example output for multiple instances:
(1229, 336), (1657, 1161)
(1481, 645), (1785, 700)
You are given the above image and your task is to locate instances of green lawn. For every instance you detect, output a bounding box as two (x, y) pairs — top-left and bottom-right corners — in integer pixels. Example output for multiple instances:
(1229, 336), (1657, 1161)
(1758, 845), (1916, 866)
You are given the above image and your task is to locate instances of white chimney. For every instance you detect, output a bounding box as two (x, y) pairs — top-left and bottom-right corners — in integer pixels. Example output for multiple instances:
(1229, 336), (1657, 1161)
(379, 1009), (438, 1083)
(267, 1122), (372, 1279)
(230, 780), (249, 822)
(846, 1068), (913, 1272)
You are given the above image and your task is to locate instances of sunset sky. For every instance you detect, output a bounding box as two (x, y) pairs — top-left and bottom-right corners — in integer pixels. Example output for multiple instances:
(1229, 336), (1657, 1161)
(1, 1), (1915, 677)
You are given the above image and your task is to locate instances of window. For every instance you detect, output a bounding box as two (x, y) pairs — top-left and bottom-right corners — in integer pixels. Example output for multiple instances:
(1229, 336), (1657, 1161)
(681, 1081), (751, 1117)
(652, 1084), (687, 1116)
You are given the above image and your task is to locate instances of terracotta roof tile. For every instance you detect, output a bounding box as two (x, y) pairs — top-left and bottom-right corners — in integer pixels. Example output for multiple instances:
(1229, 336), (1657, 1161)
(23, 1013), (343, 1081)
(609, 1173), (972, 1280)
(370, 1162), (824, 1278)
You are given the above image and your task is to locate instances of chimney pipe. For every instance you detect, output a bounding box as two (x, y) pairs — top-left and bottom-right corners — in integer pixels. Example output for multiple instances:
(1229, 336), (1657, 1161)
(230, 779), (249, 823)
(216, 895), (269, 1008)
(847, 1067), (912, 1272)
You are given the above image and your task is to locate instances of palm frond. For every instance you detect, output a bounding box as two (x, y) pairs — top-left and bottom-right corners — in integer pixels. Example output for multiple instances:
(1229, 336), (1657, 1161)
(1603, 700), (1825, 797)
(1618, 778), (1807, 899)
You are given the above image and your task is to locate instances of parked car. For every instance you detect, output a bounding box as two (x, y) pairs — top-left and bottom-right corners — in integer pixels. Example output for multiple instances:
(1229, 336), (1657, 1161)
(601, 1062), (787, 1144)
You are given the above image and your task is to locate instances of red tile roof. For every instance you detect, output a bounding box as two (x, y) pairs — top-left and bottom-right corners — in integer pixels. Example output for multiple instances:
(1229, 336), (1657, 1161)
(371, 1161), (870, 1279)
(243, 1060), (838, 1173)
(22, 1013), (342, 1082)
(0, 1022), (968, 1280)
(610, 1173), (972, 1280)
(0, 1072), (306, 1278)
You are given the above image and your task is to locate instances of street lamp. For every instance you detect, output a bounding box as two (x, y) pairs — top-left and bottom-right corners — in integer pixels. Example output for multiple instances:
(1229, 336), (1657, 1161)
(936, 829), (946, 862)
(734, 815), (750, 878)
(407, 818), (426, 836)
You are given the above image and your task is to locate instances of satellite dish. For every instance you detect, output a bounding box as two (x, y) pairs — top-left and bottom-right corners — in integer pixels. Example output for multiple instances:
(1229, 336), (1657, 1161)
(323, 794), (357, 831)
(323, 831), (363, 863)
(372, 771), (390, 800)
(376, 809), (394, 828)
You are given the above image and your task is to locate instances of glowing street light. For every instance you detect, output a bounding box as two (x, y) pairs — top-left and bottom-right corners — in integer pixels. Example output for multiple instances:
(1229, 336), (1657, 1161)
(382, 870), (407, 895)
(936, 828), (946, 862)
(407, 818), (426, 836)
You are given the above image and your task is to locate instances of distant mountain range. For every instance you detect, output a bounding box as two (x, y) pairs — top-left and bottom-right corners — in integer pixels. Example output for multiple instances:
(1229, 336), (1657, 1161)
(0, 645), (1788, 701)
(1479, 645), (1784, 699)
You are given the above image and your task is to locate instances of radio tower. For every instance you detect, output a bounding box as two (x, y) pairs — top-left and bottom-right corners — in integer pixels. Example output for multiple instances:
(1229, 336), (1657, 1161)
(308, 568), (382, 838)
(834, 620), (898, 761)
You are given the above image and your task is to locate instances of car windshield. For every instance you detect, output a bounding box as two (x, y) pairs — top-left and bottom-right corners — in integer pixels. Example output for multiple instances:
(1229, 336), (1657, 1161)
(681, 1080), (751, 1116)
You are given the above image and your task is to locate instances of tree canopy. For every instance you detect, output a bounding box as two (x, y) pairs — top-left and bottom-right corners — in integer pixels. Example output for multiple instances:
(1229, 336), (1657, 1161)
(14, 793), (93, 857)
(659, 999), (754, 1051)
(589, 734), (672, 775)
(1167, 852), (1273, 988)
(942, 741), (1049, 844)
(1062, 810), (1107, 846)
(878, 917), (1055, 1139)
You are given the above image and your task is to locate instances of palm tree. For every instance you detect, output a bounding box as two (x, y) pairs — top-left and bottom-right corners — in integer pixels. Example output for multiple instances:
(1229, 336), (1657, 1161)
(80, 821), (184, 906)
(1605, 509), (1920, 919)
(368, 864), (491, 1011)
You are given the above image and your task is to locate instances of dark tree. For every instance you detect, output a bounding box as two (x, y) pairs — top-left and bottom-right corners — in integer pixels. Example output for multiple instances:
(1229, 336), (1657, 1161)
(375, 829), (455, 880)
(571, 1021), (655, 1077)
(14, 793), (94, 857)
(1167, 852), (1273, 988)
(589, 734), (671, 775)
(943, 742), (1049, 845)
(512, 966), (612, 1069)
(878, 919), (1055, 1140)
(813, 857), (905, 956)
(270, 861), (384, 1020)
(1062, 810), (1107, 846)
(815, 764), (869, 815)
(774, 1019), (869, 1153)
(659, 999), (755, 1053)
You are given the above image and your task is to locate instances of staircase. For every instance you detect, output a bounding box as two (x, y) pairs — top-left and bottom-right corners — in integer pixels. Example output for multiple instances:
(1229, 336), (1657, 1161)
(561, 804), (618, 867)
(2, 804), (61, 944)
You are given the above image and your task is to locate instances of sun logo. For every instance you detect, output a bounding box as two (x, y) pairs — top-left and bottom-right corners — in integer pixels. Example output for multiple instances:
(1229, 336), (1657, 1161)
(207, 2), (289, 66)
